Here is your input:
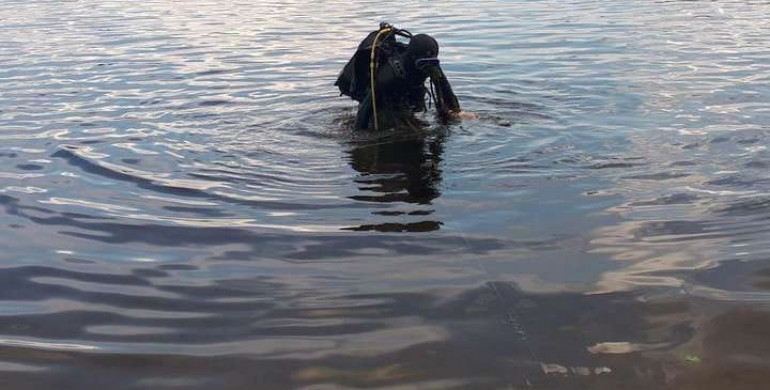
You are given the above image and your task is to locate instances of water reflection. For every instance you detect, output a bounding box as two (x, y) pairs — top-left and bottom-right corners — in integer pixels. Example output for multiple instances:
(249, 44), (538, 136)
(1, 271), (767, 390)
(3, 0), (770, 387)
(345, 130), (446, 232)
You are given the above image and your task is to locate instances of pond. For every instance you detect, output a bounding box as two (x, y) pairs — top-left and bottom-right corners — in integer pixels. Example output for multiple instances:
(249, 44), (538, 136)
(1, 0), (769, 388)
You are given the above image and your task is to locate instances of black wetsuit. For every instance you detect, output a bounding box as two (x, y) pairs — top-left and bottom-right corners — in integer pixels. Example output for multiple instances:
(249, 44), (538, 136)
(336, 29), (460, 129)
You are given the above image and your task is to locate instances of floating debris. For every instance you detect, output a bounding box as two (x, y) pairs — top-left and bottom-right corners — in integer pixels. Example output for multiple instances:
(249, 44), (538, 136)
(684, 354), (702, 364)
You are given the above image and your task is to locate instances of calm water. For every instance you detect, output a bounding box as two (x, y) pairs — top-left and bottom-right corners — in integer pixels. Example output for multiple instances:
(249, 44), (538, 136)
(1, 0), (770, 388)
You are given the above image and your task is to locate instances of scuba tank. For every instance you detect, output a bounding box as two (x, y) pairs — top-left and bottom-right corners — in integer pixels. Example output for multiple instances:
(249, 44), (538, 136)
(335, 23), (411, 102)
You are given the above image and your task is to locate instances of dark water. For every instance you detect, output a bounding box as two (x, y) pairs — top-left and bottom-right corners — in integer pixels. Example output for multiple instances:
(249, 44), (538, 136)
(2, 0), (770, 388)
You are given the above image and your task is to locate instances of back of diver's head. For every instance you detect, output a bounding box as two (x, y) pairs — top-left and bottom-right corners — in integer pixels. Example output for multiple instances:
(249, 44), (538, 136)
(406, 34), (439, 59)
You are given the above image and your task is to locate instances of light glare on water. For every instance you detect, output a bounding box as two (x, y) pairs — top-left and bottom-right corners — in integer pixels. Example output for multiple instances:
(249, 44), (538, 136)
(1, 0), (770, 389)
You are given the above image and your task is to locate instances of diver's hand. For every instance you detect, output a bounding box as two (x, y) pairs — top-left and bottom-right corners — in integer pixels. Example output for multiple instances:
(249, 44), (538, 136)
(449, 110), (477, 120)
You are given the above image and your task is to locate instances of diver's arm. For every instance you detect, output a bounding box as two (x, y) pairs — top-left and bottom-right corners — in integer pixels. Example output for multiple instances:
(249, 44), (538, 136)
(438, 77), (478, 119)
(430, 68), (476, 119)
(431, 69), (460, 113)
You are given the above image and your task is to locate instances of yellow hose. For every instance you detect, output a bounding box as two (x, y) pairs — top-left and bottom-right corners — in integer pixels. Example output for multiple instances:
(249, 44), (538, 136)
(369, 28), (391, 130)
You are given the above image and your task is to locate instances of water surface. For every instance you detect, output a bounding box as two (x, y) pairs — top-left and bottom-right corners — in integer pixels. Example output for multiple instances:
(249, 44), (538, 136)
(1, 0), (770, 388)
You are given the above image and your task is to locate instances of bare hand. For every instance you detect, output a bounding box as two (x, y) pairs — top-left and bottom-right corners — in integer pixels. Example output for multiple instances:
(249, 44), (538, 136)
(450, 110), (477, 120)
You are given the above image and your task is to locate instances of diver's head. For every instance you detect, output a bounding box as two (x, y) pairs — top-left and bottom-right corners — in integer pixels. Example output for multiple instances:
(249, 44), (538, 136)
(407, 34), (439, 59)
(407, 34), (441, 74)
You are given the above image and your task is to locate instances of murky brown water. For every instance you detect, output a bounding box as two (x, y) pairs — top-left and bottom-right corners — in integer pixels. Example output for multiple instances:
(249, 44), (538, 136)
(1, 0), (770, 388)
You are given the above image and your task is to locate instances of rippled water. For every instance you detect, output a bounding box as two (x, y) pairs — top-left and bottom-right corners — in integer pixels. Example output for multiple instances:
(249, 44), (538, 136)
(2, 0), (770, 388)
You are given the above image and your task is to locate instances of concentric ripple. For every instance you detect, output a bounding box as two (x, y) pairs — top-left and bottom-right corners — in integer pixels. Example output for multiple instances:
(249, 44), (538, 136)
(2, 0), (770, 388)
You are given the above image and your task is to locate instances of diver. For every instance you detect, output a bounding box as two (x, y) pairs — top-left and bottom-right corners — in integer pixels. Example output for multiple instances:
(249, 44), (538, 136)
(335, 23), (475, 130)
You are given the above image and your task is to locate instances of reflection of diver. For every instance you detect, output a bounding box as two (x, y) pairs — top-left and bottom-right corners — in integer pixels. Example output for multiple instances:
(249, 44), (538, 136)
(348, 133), (445, 205)
(346, 133), (446, 232)
(336, 23), (475, 130)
